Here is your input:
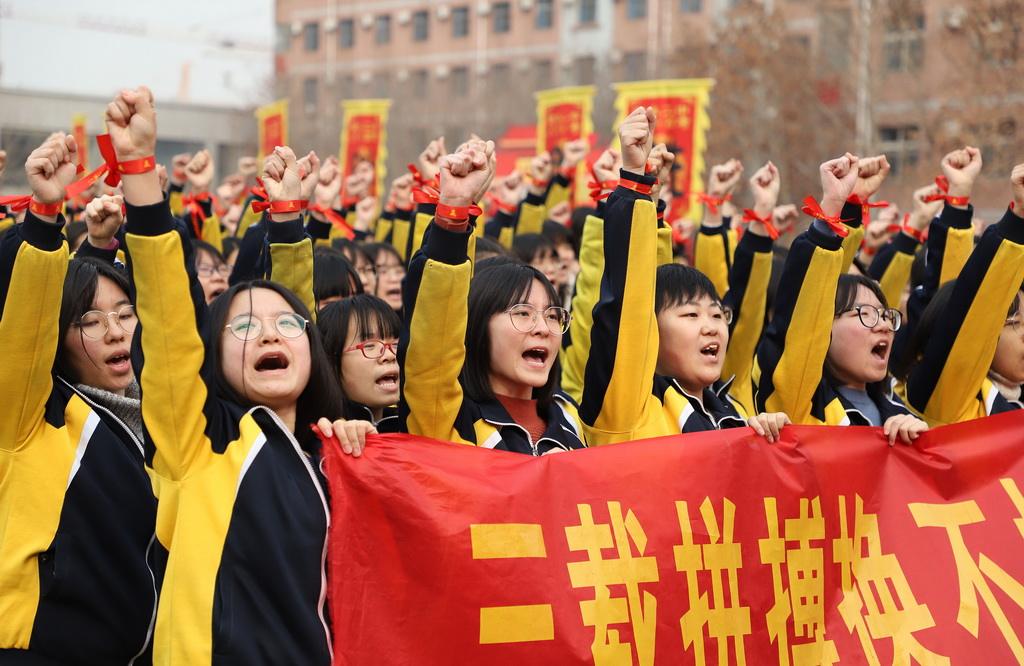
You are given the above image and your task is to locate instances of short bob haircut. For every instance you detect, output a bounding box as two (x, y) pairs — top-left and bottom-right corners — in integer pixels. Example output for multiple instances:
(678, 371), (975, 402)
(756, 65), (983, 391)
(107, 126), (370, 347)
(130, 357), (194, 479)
(203, 280), (344, 451)
(511, 233), (557, 265)
(192, 239), (226, 267)
(833, 273), (889, 316)
(318, 293), (401, 417)
(55, 257), (133, 383)
(655, 264), (722, 315)
(313, 247), (363, 307)
(460, 262), (563, 410)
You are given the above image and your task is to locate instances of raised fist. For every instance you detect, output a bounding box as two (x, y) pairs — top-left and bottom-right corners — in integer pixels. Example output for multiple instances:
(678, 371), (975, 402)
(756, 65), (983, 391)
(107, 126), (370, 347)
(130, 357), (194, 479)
(439, 139), (495, 207)
(941, 146), (983, 198)
(418, 136), (446, 182)
(295, 151), (321, 201)
(262, 146), (317, 204)
(1011, 163), (1024, 217)
(561, 139), (589, 170)
(648, 143), (675, 200)
(749, 161), (780, 212)
(186, 149), (215, 191)
(104, 86), (156, 161)
(314, 156), (342, 209)
(26, 133), (79, 205)
(156, 164), (169, 192)
(530, 152), (554, 194)
(592, 147), (622, 183)
(619, 106), (656, 176)
(851, 155), (891, 202)
(496, 171), (526, 207)
(772, 204), (799, 233)
(84, 194), (125, 246)
(216, 173), (246, 206)
(345, 160), (374, 200)
(389, 173), (414, 210)
(354, 196), (378, 231)
(819, 152), (860, 217)
(170, 153), (191, 185)
(238, 156), (259, 179)
(707, 158), (744, 198)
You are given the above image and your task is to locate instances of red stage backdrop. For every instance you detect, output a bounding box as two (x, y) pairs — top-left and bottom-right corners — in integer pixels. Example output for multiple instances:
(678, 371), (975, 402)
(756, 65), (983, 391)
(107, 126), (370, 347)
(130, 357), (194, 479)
(325, 411), (1024, 665)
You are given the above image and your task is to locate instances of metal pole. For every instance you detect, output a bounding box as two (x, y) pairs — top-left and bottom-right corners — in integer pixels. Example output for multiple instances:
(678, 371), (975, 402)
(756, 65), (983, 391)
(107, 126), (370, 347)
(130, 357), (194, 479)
(855, 0), (873, 155)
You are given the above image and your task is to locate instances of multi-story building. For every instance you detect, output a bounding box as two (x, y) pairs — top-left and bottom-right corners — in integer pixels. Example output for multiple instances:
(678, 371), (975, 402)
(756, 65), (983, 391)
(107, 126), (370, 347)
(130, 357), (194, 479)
(274, 0), (1021, 215)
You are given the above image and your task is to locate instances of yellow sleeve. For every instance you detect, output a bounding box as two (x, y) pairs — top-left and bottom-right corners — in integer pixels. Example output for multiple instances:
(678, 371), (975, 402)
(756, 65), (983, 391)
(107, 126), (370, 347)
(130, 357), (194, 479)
(168, 187), (185, 218)
(561, 214), (604, 404)
(267, 221), (316, 320)
(201, 213), (223, 254)
(657, 225), (673, 267)
(517, 197), (547, 237)
(0, 216), (69, 449)
(694, 225), (730, 298)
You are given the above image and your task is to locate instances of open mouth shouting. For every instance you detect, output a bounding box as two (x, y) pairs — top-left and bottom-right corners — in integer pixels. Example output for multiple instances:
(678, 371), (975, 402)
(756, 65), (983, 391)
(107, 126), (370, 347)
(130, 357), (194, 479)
(699, 342), (721, 361)
(254, 350), (290, 373)
(522, 347), (550, 368)
(871, 339), (890, 361)
(105, 350), (132, 374)
(375, 371), (399, 393)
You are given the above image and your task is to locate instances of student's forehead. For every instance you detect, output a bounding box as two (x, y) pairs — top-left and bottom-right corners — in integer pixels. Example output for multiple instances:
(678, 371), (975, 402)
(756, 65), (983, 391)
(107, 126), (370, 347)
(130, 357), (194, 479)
(228, 288), (292, 315)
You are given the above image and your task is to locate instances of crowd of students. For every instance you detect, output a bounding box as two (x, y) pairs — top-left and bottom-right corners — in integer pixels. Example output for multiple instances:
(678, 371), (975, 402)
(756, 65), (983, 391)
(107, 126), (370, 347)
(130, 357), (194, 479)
(1, 85), (1023, 663)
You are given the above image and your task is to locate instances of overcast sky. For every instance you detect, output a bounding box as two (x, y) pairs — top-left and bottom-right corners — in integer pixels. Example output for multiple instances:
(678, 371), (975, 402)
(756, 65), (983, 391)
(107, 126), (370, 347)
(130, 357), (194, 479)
(0, 0), (274, 108)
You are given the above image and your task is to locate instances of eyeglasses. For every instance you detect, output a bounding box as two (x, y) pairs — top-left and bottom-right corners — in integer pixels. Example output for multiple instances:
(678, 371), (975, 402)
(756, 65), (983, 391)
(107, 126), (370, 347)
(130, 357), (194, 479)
(225, 313), (308, 341)
(76, 304), (137, 339)
(356, 266), (377, 278)
(840, 305), (902, 332)
(506, 303), (572, 335)
(375, 265), (406, 279)
(344, 339), (399, 359)
(197, 263), (232, 278)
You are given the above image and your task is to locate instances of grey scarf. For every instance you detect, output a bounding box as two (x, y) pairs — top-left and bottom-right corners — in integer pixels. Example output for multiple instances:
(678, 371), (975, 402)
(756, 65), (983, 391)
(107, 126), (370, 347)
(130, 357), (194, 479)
(75, 380), (144, 442)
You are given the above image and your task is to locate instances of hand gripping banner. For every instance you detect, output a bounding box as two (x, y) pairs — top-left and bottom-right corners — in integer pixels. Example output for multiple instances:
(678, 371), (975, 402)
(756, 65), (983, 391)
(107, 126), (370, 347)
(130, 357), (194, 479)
(324, 411), (1024, 665)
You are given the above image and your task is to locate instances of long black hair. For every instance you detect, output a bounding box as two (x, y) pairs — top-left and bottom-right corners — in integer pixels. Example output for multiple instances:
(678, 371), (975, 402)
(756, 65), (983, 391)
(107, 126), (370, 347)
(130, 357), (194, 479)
(319, 293), (401, 417)
(203, 280), (344, 449)
(461, 262), (562, 409)
(313, 247), (363, 308)
(55, 257), (132, 383)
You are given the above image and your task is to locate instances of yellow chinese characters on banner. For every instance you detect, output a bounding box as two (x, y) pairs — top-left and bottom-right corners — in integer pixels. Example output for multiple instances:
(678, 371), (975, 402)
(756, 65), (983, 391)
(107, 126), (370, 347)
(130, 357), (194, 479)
(339, 99), (391, 201)
(255, 99), (289, 162)
(535, 86), (596, 206)
(613, 78), (714, 223)
(71, 114), (88, 172)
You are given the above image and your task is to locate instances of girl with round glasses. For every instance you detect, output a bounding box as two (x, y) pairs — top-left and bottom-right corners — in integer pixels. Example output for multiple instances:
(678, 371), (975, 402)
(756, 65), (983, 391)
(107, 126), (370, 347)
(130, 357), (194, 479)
(399, 139), (587, 455)
(320, 293), (402, 429)
(0, 134), (157, 663)
(757, 153), (928, 444)
(111, 89), (356, 664)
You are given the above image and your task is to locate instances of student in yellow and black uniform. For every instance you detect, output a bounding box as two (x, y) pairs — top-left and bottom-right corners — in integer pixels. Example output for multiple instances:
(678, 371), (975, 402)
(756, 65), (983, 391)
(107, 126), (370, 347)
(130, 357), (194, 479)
(0, 134), (157, 664)
(892, 163), (1024, 425)
(110, 88), (356, 664)
(754, 152), (928, 444)
(572, 108), (786, 445)
(399, 138), (587, 455)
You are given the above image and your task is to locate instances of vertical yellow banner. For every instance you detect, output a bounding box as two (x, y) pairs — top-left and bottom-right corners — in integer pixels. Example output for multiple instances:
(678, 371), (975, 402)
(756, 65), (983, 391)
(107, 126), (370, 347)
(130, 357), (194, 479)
(338, 99), (392, 201)
(612, 79), (714, 222)
(535, 86), (596, 207)
(255, 99), (290, 162)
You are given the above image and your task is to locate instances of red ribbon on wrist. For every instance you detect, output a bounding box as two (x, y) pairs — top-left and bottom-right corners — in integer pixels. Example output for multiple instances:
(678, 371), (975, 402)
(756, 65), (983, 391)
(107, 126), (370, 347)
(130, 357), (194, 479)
(435, 202), (482, 222)
(309, 203), (355, 239)
(697, 192), (731, 215)
(618, 178), (654, 196)
(251, 199), (308, 215)
(0, 195), (32, 213)
(64, 135), (154, 201)
(588, 179), (618, 203)
(848, 195), (891, 225)
(182, 192), (210, 238)
(923, 174), (967, 205)
(900, 214), (926, 243)
(29, 199), (63, 216)
(801, 196), (851, 237)
(485, 192), (518, 215)
(741, 208), (781, 240)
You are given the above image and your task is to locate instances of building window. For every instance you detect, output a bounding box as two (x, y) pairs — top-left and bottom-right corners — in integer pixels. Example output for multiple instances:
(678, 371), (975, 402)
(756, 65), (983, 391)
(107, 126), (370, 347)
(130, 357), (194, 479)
(877, 125), (920, 174)
(451, 66), (470, 96)
(627, 0), (647, 19)
(275, 23), (291, 52)
(376, 15), (391, 44)
(624, 51), (646, 80)
(491, 63), (511, 92)
(339, 19), (355, 48)
(374, 73), (391, 98)
(452, 6), (470, 37)
(579, 0), (597, 24)
(884, 13), (925, 72)
(534, 59), (553, 89)
(536, 0), (554, 29)
(680, 0), (702, 12)
(575, 55), (596, 85)
(303, 22), (319, 51)
(412, 69), (429, 97)
(818, 8), (850, 72)
(413, 10), (429, 41)
(493, 2), (511, 33)
(303, 77), (318, 113)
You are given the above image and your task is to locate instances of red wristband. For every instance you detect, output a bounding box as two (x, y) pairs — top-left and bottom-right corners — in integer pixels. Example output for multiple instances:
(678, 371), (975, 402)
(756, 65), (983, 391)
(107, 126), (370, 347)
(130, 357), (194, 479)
(618, 178), (653, 196)
(531, 179), (550, 190)
(29, 199), (63, 216)
(253, 199), (309, 214)
(901, 215), (926, 243)
(435, 202), (482, 221)
(946, 195), (970, 206)
(117, 155), (156, 175)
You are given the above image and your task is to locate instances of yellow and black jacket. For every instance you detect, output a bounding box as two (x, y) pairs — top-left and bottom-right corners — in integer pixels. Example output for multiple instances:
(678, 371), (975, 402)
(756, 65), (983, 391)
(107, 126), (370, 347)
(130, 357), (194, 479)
(125, 200), (331, 664)
(399, 220), (586, 455)
(573, 172), (763, 445)
(0, 213), (158, 664)
(866, 230), (922, 308)
(900, 207), (1024, 425)
(754, 221), (910, 425)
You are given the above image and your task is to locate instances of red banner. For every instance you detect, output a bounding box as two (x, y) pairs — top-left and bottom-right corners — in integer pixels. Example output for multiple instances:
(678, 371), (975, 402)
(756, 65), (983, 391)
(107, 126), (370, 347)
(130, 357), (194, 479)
(342, 115), (382, 196)
(326, 411), (1024, 664)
